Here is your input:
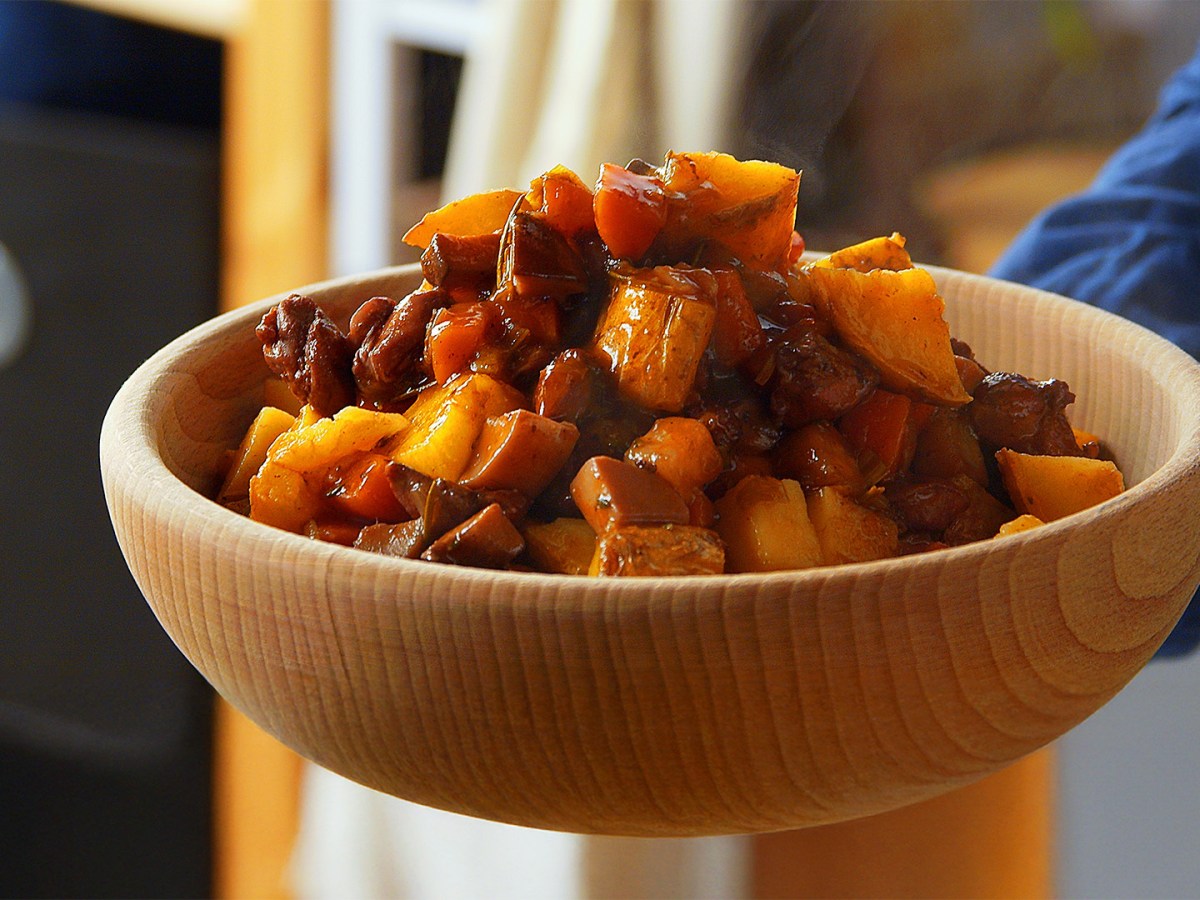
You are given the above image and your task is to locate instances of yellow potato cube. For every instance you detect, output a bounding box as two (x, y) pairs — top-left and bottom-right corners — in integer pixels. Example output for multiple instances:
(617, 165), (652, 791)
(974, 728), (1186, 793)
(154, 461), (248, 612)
(523, 518), (597, 576)
(218, 406), (296, 503)
(592, 266), (717, 412)
(401, 188), (523, 250)
(390, 372), (524, 481)
(807, 487), (899, 565)
(248, 405), (410, 533)
(803, 262), (970, 407)
(714, 476), (822, 573)
(996, 449), (1125, 522)
(815, 232), (912, 274)
(996, 514), (1045, 537)
(658, 151), (800, 269)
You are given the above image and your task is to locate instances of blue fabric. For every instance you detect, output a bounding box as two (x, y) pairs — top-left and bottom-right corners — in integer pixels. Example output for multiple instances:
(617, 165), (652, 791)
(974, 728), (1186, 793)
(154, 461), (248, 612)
(990, 45), (1200, 658)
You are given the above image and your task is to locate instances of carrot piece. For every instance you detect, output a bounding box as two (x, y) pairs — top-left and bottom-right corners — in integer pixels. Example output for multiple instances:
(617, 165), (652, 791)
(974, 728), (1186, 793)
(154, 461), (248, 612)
(838, 389), (931, 479)
(528, 165), (595, 239)
(326, 452), (408, 522)
(593, 163), (668, 260)
(426, 303), (498, 385)
(710, 269), (765, 368)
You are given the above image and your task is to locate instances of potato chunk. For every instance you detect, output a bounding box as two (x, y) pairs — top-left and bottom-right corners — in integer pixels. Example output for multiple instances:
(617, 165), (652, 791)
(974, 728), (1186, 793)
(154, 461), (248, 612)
(714, 476), (822, 573)
(249, 406), (410, 532)
(808, 487), (899, 565)
(657, 151), (800, 269)
(389, 372), (523, 481)
(402, 188), (523, 250)
(996, 449), (1125, 521)
(804, 257), (970, 406)
(592, 265), (717, 412)
(819, 232), (912, 273)
(522, 518), (597, 575)
(219, 406), (296, 503)
(590, 525), (725, 577)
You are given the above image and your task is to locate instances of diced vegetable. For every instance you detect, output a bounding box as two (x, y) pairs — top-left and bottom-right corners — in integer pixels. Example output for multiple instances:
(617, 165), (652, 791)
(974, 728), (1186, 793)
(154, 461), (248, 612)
(657, 151), (801, 269)
(325, 452), (408, 522)
(996, 514), (1045, 537)
(710, 268), (765, 368)
(389, 373), (523, 481)
(839, 389), (933, 481)
(420, 233), (502, 294)
(527, 165), (595, 239)
(523, 518), (597, 575)
(421, 503), (525, 568)
(996, 449), (1125, 521)
(772, 421), (864, 493)
(218, 405), (296, 502)
(805, 256), (971, 406)
(425, 303), (499, 385)
(590, 524), (725, 576)
(714, 476), (822, 572)
(593, 162), (668, 261)
(592, 265), (717, 412)
(402, 188), (523, 250)
(249, 406), (410, 532)
(818, 232), (912, 273)
(624, 417), (723, 501)
(808, 487), (899, 565)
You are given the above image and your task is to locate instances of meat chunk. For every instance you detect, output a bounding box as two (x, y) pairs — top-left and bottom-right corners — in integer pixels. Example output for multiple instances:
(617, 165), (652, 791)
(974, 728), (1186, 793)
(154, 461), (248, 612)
(570, 455), (689, 534)
(257, 294), (355, 417)
(970, 372), (1081, 456)
(421, 503), (525, 568)
(768, 325), (878, 427)
(349, 289), (447, 405)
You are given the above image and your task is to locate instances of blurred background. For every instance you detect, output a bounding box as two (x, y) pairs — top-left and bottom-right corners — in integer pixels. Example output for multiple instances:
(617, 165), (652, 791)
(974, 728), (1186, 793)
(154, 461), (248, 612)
(1, 0), (1197, 897)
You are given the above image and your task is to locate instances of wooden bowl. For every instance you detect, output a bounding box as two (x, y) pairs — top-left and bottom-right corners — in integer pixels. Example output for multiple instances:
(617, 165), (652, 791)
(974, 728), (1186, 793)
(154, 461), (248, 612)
(100, 263), (1200, 836)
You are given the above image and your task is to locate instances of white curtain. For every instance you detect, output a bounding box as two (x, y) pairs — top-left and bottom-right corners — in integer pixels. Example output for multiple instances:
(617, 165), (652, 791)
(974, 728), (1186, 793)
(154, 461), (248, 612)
(441, 0), (746, 200)
(294, 1), (750, 896)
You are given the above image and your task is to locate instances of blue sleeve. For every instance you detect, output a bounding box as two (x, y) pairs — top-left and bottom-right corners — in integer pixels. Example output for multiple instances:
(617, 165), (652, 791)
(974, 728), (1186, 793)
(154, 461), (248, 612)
(989, 44), (1200, 658)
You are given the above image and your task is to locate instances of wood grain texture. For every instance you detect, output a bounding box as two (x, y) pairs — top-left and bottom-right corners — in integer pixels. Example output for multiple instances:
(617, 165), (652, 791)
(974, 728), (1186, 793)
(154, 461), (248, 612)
(100, 263), (1200, 836)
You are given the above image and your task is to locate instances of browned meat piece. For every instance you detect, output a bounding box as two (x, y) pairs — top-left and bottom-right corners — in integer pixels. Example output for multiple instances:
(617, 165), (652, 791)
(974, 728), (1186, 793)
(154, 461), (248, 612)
(459, 409), (579, 497)
(768, 325), (878, 427)
(421, 232), (502, 294)
(498, 211), (589, 300)
(354, 519), (428, 558)
(257, 294), (355, 417)
(593, 524), (725, 576)
(385, 463), (434, 520)
(884, 476), (970, 535)
(349, 289), (447, 405)
(570, 455), (689, 533)
(421, 503), (525, 568)
(533, 350), (596, 422)
(970, 372), (1081, 456)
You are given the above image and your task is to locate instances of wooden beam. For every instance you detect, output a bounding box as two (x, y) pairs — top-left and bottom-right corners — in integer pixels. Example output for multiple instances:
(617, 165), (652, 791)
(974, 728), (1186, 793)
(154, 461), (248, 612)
(216, 2), (329, 898)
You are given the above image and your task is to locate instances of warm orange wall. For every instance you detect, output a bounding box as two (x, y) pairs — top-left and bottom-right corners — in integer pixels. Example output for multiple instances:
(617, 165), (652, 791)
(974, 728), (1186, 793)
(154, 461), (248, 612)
(216, 2), (328, 898)
(753, 749), (1055, 899)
